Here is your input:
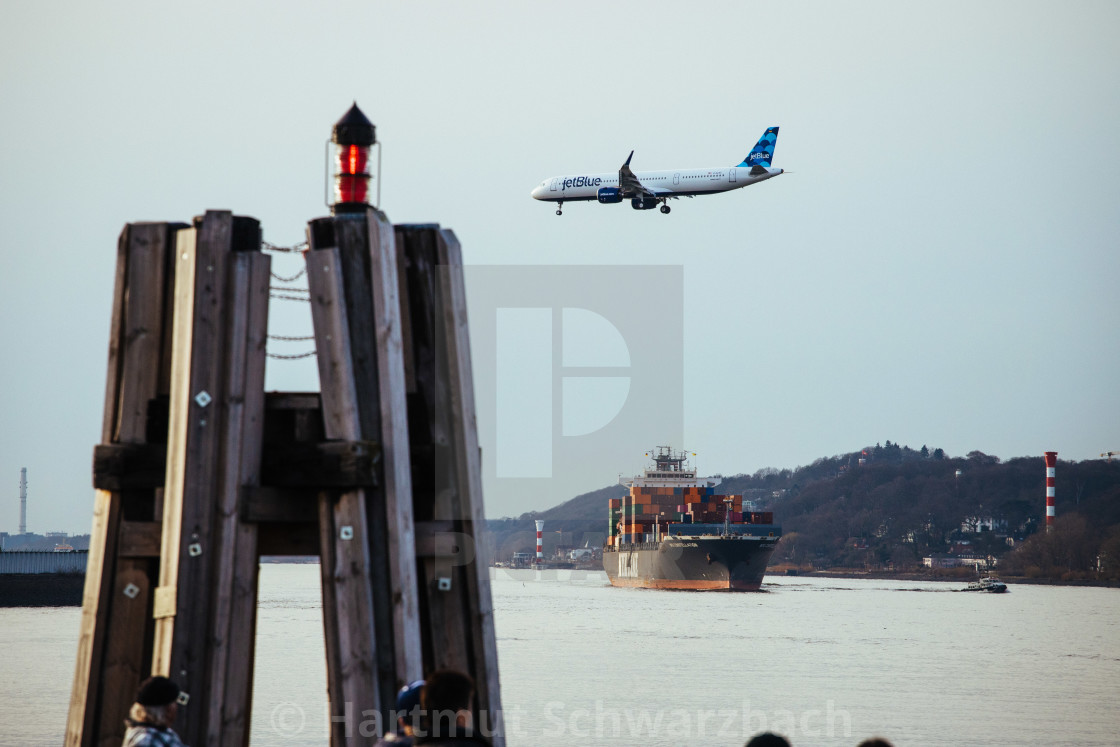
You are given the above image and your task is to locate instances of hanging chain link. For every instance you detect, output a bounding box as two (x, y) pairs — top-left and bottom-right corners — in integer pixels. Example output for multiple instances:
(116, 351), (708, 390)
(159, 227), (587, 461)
(262, 241), (308, 254)
(262, 241), (314, 360)
(271, 267), (307, 283)
(267, 350), (317, 360)
(267, 334), (315, 342)
(270, 293), (311, 303)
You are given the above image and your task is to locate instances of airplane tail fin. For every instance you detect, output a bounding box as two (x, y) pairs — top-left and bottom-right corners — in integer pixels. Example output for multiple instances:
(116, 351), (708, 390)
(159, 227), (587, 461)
(737, 126), (779, 167)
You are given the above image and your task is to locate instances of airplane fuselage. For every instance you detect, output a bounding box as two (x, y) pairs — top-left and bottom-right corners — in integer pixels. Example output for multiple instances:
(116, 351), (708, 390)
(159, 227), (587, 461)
(530, 165), (783, 203)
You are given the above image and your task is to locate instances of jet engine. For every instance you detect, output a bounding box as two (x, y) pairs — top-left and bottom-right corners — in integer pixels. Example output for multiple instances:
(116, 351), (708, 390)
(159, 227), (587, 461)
(596, 187), (623, 204)
(630, 197), (659, 210)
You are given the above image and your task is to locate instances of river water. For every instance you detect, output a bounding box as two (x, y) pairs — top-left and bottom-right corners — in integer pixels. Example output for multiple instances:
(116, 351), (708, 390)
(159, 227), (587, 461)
(3, 566), (1118, 746)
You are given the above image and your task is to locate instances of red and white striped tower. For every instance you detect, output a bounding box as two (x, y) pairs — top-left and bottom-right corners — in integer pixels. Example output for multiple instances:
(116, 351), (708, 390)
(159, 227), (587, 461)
(1044, 451), (1057, 532)
(535, 520), (545, 564)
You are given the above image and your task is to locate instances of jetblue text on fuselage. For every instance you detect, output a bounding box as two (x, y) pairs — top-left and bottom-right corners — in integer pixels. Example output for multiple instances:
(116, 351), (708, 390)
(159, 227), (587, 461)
(562, 176), (602, 189)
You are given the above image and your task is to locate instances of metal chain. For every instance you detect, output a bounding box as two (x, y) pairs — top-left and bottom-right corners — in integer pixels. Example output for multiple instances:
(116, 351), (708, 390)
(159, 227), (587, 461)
(268, 334), (315, 341)
(261, 245), (314, 360)
(271, 267), (307, 283)
(267, 350), (317, 360)
(262, 241), (308, 254)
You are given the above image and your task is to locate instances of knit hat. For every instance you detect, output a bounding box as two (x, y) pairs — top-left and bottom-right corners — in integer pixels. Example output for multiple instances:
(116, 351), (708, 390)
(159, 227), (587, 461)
(136, 676), (181, 707)
(397, 679), (425, 714)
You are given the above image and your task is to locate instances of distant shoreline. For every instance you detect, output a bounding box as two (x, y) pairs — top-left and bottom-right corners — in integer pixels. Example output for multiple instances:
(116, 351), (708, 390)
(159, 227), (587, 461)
(783, 569), (1120, 588)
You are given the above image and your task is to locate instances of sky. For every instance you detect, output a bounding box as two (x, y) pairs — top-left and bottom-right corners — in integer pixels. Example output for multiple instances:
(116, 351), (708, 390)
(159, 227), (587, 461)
(2, 1), (1118, 531)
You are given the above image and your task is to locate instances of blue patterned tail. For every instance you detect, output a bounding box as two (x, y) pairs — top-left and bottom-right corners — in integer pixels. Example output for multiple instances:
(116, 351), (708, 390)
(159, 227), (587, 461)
(737, 127), (779, 167)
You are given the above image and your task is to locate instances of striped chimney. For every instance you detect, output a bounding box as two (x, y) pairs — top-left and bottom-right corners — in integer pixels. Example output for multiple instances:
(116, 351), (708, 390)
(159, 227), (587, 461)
(535, 520), (545, 563)
(1044, 451), (1057, 532)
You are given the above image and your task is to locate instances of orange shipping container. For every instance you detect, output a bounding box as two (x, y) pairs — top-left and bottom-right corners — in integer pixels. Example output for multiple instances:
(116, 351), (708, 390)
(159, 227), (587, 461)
(608, 498), (622, 509)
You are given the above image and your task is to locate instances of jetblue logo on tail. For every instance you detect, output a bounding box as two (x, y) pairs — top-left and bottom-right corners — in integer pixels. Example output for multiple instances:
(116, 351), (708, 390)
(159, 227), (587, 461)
(738, 126), (779, 168)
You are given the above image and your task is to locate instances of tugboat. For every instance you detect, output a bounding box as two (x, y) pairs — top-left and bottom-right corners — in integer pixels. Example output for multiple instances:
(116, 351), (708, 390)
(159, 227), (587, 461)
(962, 574), (1008, 593)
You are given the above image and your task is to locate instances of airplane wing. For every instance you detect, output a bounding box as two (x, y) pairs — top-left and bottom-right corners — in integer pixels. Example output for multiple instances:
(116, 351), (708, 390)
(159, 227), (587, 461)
(618, 151), (657, 199)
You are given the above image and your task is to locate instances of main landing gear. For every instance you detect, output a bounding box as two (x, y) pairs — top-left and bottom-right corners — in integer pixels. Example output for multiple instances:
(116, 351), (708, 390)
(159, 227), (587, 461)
(660, 204), (671, 214)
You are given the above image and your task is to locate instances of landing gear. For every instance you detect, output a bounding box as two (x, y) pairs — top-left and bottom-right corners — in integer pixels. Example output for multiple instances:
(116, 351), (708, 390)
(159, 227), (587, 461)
(660, 204), (671, 214)
(556, 201), (564, 216)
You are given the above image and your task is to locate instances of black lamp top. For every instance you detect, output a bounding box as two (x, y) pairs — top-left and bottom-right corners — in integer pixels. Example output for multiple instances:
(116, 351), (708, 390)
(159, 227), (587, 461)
(332, 102), (376, 146)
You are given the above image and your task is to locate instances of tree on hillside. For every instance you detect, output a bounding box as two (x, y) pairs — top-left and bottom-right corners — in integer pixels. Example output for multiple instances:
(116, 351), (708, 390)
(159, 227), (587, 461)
(1002, 515), (1098, 578)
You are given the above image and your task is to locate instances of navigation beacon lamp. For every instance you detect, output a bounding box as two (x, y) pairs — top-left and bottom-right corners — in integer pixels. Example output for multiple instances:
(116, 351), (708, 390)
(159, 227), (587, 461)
(328, 102), (380, 215)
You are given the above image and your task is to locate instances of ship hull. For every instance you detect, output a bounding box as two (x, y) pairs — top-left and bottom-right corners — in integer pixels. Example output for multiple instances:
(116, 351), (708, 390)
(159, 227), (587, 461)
(603, 535), (780, 591)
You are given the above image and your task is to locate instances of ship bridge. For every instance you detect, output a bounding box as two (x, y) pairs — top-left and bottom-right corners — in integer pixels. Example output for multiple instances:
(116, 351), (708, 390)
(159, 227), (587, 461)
(620, 446), (722, 489)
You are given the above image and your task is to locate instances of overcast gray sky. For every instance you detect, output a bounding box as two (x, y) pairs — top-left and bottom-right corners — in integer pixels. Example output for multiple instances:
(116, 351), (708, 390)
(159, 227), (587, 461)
(2, 1), (1118, 531)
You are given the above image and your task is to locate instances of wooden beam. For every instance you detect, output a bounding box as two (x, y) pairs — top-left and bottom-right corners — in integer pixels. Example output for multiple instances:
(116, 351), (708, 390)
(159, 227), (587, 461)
(206, 247), (270, 747)
(153, 211), (239, 747)
(66, 490), (121, 747)
(68, 222), (183, 747)
(258, 522), (319, 557)
(365, 211), (423, 689)
(396, 224), (504, 745)
(435, 228), (504, 744)
(318, 490), (379, 746)
(241, 487), (318, 524)
(307, 233), (384, 744)
(94, 439), (382, 492)
(261, 440), (381, 488)
(92, 444), (167, 491)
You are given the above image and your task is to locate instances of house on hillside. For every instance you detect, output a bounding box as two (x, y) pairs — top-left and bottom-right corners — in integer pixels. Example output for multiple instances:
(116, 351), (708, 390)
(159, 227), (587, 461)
(961, 515), (1008, 534)
(923, 552), (991, 569)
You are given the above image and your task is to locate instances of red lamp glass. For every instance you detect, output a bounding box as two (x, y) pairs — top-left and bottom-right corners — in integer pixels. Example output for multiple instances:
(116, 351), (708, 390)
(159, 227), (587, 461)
(329, 103), (379, 214)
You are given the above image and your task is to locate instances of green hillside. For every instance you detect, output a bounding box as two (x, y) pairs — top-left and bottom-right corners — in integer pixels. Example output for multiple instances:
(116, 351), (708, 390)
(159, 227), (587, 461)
(487, 443), (1120, 580)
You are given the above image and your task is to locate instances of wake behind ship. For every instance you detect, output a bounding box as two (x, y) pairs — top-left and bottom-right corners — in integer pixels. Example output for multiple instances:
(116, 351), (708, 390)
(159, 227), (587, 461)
(604, 447), (781, 591)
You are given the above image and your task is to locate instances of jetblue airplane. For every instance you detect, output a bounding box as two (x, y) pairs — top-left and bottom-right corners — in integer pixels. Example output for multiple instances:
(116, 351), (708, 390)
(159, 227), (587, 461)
(530, 127), (782, 215)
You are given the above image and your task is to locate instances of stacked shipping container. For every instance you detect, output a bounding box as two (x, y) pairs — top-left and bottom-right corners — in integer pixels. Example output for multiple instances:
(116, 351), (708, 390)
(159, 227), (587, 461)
(606, 486), (774, 546)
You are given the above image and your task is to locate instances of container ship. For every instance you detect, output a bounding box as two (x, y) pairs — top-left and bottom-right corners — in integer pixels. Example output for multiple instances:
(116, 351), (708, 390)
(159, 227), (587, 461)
(604, 447), (781, 591)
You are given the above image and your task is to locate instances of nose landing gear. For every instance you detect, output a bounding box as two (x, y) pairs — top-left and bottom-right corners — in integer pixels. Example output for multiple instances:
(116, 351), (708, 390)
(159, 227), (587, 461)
(556, 201), (564, 216)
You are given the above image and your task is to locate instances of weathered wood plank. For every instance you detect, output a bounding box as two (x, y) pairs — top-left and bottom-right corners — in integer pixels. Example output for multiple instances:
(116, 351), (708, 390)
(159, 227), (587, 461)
(114, 223), (173, 443)
(395, 224), (503, 744)
(69, 222), (182, 747)
(395, 225), (471, 678)
(95, 559), (153, 747)
(66, 490), (121, 747)
(366, 211), (423, 687)
(436, 228), (503, 744)
(97, 226), (129, 444)
(208, 248), (269, 747)
(94, 439), (381, 492)
(153, 211), (234, 747)
(318, 490), (379, 746)
(307, 226), (385, 743)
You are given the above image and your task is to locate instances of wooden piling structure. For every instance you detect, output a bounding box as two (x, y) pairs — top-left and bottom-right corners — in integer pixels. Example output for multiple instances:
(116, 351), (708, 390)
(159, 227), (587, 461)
(68, 208), (502, 746)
